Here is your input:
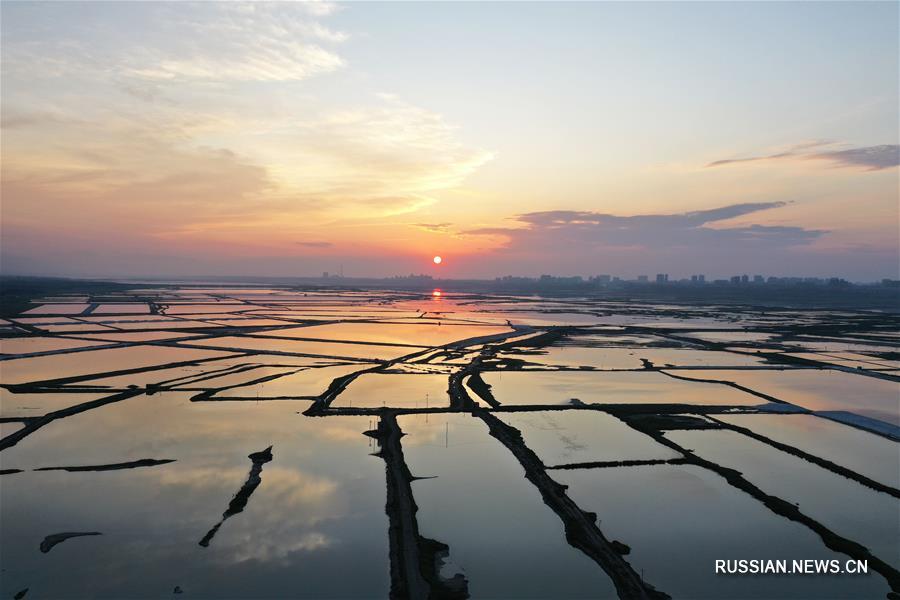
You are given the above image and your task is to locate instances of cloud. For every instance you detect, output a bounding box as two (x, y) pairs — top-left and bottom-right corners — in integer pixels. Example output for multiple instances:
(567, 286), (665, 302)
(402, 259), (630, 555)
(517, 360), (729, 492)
(810, 145), (900, 171)
(297, 1), (341, 17)
(1, 110), (73, 129)
(707, 142), (899, 171)
(706, 141), (833, 167)
(707, 155), (786, 168)
(412, 222), (453, 232)
(453, 202), (853, 278)
(115, 81), (178, 106)
(465, 202), (825, 251)
(2, 135), (273, 246)
(290, 96), (493, 194)
(245, 95), (493, 219)
(1, 90), (491, 264)
(2, 3), (494, 277)
(3, 3), (347, 84)
(122, 8), (347, 83)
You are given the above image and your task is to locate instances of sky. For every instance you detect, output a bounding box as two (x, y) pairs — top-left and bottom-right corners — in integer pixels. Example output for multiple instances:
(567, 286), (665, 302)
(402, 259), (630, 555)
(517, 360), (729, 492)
(1, 1), (898, 281)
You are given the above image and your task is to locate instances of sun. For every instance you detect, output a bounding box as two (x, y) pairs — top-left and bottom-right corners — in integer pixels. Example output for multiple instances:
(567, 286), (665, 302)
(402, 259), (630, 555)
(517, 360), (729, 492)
(433, 255), (442, 265)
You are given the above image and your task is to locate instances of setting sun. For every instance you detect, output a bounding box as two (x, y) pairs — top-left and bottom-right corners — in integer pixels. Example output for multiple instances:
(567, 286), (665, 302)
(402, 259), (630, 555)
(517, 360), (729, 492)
(433, 255), (443, 265)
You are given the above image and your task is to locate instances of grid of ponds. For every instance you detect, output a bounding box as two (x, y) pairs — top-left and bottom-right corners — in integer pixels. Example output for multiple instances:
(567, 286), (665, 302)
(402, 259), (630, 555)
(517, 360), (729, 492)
(1, 287), (897, 599)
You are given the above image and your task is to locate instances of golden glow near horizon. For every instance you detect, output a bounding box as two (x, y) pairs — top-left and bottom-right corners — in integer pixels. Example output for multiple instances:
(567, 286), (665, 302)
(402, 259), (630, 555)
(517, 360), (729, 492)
(433, 256), (443, 265)
(1, 2), (897, 279)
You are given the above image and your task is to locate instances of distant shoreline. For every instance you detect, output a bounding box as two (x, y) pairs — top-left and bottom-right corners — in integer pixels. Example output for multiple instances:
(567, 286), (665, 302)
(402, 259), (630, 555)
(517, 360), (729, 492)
(2, 274), (898, 313)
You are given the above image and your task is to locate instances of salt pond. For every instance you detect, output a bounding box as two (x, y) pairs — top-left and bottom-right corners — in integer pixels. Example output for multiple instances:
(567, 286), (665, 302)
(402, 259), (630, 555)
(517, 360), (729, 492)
(399, 413), (618, 598)
(555, 464), (890, 599)
(671, 369), (900, 425)
(1, 395), (390, 598)
(480, 370), (761, 406)
(667, 429), (900, 570)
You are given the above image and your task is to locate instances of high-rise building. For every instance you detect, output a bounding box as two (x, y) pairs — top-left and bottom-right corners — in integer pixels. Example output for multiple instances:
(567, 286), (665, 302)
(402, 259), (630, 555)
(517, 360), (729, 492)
(656, 273), (669, 283)
(637, 275), (649, 282)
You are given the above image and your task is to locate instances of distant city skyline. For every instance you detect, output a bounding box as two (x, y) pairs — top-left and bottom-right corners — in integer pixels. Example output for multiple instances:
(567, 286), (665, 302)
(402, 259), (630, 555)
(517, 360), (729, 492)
(2, 2), (898, 280)
(320, 271), (889, 284)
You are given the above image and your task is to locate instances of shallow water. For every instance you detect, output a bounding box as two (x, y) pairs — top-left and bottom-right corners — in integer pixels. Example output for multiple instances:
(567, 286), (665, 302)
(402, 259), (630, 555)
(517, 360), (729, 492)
(332, 373), (450, 409)
(185, 335), (422, 361)
(0, 336), (107, 355)
(257, 322), (513, 347)
(209, 364), (367, 399)
(91, 303), (151, 314)
(556, 464), (890, 599)
(501, 346), (765, 369)
(787, 339), (898, 354)
(716, 413), (900, 486)
(497, 410), (678, 466)
(671, 369), (900, 425)
(687, 331), (775, 343)
(398, 413), (618, 598)
(667, 429), (900, 570)
(0, 390), (110, 418)
(0, 394), (390, 598)
(783, 352), (900, 370)
(480, 370), (761, 406)
(1, 346), (239, 385)
(21, 303), (90, 315)
(2, 287), (898, 599)
(74, 331), (206, 342)
(114, 319), (221, 330)
(162, 304), (250, 315)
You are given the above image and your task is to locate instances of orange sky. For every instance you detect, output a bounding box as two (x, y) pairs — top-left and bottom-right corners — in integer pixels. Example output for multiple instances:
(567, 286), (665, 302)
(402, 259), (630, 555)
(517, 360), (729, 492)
(1, 2), (898, 280)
